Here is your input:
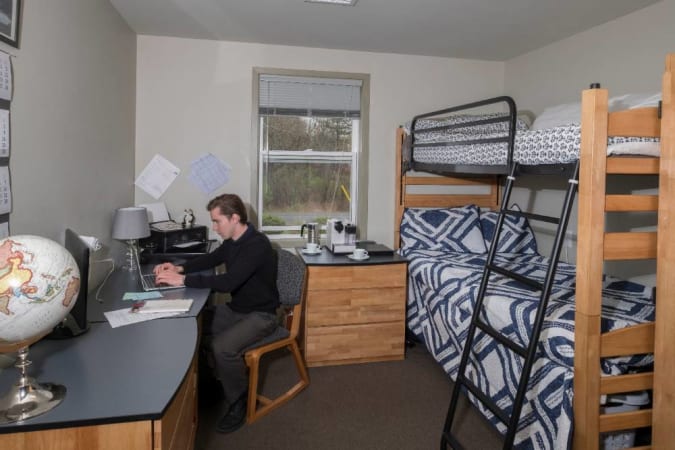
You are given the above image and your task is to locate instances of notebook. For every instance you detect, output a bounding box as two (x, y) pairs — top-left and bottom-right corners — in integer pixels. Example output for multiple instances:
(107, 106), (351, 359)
(135, 250), (185, 291)
(131, 299), (193, 314)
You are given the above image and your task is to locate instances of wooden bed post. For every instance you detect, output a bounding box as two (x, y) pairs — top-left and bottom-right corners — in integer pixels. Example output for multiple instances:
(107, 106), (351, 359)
(394, 128), (405, 250)
(653, 52), (675, 449)
(574, 87), (608, 450)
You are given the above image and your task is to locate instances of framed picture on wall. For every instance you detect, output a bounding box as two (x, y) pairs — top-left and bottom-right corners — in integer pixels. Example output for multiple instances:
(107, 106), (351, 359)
(0, 0), (20, 49)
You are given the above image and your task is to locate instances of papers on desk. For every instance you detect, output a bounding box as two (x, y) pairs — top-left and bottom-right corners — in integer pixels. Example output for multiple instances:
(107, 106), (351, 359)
(104, 308), (182, 328)
(104, 299), (193, 328)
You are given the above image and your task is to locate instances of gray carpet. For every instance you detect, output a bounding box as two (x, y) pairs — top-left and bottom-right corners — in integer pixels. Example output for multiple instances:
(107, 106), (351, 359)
(195, 344), (503, 450)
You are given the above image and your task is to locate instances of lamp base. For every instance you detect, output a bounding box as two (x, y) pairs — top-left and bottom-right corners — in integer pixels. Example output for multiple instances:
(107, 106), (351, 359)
(0, 347), (66, 424)
(121, 240), (139, 272)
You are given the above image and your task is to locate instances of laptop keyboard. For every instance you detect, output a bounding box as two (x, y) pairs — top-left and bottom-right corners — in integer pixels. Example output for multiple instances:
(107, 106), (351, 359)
(142, 273), (162, 289)
(141, 271), (184, 291)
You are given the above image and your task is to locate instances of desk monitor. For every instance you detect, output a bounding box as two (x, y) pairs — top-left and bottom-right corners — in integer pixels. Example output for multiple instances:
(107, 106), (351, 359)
(46, 228), (90, 339)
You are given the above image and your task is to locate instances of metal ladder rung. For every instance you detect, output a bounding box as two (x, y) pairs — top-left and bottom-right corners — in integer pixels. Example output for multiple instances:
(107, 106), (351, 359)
(476, 319), (528, 358)
(458, 374), (510, 425)
(503, 209), (560, 225)
(486, 263), (543, 291)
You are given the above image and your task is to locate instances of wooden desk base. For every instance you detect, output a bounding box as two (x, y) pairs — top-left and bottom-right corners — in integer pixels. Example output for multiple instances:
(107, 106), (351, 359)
(0, 357), (197, 450)
(303, 262), (407, 367)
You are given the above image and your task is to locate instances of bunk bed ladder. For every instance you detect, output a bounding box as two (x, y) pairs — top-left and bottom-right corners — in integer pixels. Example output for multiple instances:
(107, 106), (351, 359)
(441, 161), (580, 450)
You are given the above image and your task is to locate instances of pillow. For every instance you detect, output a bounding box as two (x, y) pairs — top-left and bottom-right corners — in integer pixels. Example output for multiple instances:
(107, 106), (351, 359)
(480, 208), (538, 254)
(400, 205), (486, 253)
(608, 92), (661, 110)
(531, 92), (662, 131)
(531, 102), (581, 130)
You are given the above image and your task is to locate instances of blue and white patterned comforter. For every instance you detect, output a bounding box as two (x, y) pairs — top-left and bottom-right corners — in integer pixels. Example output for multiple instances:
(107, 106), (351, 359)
(404, 249), (655, 449)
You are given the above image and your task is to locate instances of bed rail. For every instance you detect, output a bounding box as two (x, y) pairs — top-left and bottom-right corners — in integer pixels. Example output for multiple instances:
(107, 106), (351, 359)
(406, 96), (517, 175)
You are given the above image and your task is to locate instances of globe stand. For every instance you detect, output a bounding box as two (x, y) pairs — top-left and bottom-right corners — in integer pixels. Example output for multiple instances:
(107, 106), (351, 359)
(0, 346), (66, 424)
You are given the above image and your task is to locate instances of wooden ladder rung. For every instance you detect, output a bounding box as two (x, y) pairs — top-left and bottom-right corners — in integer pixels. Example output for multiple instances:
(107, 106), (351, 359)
(600, 372), (654, 395)
(599, 408), (652, 433)
(601, 322), (655, 357)
(403, 194), (496, 208)
(603, 232), (657, 260)
(606, 157), (660, 174)
(605, 194), (658, 212)
(608, 107), (660, 137)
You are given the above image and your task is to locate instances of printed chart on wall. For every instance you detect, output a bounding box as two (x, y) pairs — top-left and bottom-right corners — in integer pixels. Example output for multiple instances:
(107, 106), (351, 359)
(0, 50), (12, 238)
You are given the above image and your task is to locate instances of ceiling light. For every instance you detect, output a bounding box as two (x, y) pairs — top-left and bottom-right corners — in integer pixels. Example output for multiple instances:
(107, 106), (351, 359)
(305, 0), (358, 6)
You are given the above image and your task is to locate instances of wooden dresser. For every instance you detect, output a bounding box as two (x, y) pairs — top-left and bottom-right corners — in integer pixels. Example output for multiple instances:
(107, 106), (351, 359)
(298, 248), (408, 367)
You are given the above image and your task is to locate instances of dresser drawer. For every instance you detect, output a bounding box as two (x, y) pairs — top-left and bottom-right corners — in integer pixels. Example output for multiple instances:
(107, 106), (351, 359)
(307, 263), (406, 291)
(306, 287), (405, 327)
(305, 321), (405, 365)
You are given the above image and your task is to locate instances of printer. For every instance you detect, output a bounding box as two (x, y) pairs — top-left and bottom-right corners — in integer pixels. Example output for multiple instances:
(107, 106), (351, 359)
(139, 221), (209, 254)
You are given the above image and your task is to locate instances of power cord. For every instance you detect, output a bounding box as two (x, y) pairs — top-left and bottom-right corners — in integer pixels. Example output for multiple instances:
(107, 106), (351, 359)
(92, 258), (115, 303)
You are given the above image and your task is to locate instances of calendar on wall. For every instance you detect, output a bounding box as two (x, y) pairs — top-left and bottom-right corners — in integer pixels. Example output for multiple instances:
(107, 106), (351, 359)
(0, 50), (12, 238)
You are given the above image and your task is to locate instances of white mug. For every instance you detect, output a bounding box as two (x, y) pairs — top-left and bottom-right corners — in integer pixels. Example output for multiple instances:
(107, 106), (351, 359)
(352, 248), (368, 259)
(305, 242), (319, 253)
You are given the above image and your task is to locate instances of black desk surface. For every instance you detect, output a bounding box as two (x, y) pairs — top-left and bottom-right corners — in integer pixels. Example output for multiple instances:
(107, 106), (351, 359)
(0, 269), (211, 434)
(296, 246), (407, 266)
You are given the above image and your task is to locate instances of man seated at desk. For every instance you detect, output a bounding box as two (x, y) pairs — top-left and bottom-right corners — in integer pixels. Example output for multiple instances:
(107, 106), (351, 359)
(154, 193), (279, 433)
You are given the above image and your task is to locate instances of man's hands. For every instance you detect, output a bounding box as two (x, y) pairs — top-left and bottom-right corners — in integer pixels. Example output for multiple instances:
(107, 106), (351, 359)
(153, 262), (186, 286)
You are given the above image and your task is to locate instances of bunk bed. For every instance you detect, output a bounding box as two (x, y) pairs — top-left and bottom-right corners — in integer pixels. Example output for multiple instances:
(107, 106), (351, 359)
(394, 54), (674, 449)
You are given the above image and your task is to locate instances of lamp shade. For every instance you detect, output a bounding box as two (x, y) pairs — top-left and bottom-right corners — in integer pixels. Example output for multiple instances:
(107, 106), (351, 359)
(112, 207), (151, 240)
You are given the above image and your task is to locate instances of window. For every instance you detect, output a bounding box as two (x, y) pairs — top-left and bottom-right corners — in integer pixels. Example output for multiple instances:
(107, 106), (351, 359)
(253, 70), (369, 239)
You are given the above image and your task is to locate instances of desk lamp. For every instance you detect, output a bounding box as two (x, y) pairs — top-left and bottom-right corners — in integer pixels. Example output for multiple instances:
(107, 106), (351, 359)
(112, 207), (150, 271)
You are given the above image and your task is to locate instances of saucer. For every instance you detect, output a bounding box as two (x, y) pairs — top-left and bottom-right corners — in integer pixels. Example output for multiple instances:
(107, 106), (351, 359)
(301, 248), (322, 255)
(347, 254), (369, 261)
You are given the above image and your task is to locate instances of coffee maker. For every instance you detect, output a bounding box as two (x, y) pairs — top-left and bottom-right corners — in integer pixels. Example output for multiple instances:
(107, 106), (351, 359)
(326, 219), (356, 254)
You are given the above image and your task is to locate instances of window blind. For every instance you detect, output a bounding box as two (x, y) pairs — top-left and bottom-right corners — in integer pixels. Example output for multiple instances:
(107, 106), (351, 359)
(259, 75), (361, 118)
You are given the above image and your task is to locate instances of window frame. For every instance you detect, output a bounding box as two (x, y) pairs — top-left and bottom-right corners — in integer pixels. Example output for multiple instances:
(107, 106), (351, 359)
(251, 67), (370, 244)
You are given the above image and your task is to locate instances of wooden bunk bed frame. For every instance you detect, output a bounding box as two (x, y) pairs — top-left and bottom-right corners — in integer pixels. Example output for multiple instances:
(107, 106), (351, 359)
(394, 54), (674, 449)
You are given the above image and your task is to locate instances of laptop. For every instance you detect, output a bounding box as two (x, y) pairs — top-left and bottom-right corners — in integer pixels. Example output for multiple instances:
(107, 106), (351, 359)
(135, 250), (185, 292)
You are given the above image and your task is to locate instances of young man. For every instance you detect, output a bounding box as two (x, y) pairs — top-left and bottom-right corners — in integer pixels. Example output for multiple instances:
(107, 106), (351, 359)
(154, 194), (279, 433)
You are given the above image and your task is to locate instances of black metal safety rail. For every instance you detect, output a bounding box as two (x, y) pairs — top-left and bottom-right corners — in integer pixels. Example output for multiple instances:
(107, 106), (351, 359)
(440, 161), (580, 449)
(410, 96), (517, 175)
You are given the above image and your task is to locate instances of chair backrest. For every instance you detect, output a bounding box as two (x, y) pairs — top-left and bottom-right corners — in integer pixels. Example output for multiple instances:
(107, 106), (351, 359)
(276, 249), (305, 307)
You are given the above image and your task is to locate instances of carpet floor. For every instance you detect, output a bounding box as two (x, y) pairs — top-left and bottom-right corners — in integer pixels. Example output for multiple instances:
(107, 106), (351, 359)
(195, 343), (503, 450)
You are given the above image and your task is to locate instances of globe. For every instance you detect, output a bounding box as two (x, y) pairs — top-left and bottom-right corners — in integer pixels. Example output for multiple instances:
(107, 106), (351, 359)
(0, 235), (80, 352)
(0, 235), (80, 423)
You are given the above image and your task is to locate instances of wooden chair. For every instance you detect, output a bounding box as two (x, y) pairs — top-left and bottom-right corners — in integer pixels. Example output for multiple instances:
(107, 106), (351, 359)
(244, 249), (310, 423)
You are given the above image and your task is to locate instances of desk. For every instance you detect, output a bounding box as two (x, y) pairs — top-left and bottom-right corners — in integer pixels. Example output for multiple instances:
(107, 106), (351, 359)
(298, 248), (408, 367)
(0, 268), (211, 450)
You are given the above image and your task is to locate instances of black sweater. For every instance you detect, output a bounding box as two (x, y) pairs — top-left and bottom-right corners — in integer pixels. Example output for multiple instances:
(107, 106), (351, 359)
(181, 224), (279, 314)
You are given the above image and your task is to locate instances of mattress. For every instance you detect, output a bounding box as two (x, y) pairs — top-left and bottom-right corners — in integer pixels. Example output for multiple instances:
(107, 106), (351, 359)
(408, 117), (660, 167)
(403, 249), (655, 449)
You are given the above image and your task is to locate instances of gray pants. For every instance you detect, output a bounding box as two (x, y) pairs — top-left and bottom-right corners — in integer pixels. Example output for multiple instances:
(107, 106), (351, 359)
(205, 304), (278, 404)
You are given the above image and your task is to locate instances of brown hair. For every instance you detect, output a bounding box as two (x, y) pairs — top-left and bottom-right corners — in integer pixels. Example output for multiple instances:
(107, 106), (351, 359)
(207, 194), (248, 223)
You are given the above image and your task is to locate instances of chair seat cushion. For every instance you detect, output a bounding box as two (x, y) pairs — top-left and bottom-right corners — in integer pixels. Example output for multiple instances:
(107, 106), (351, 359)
(243, 326), (290, 353)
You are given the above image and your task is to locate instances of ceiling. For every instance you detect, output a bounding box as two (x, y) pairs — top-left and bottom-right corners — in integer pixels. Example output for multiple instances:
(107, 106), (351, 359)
(109, 0), (659, 61)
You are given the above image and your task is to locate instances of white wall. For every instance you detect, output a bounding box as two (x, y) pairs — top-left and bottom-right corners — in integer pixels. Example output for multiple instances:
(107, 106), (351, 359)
(505, 0), (673, 114)
(135, 37), (504, 246)
(9, 0), (136, 245)
(504, 0), (674, 283)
